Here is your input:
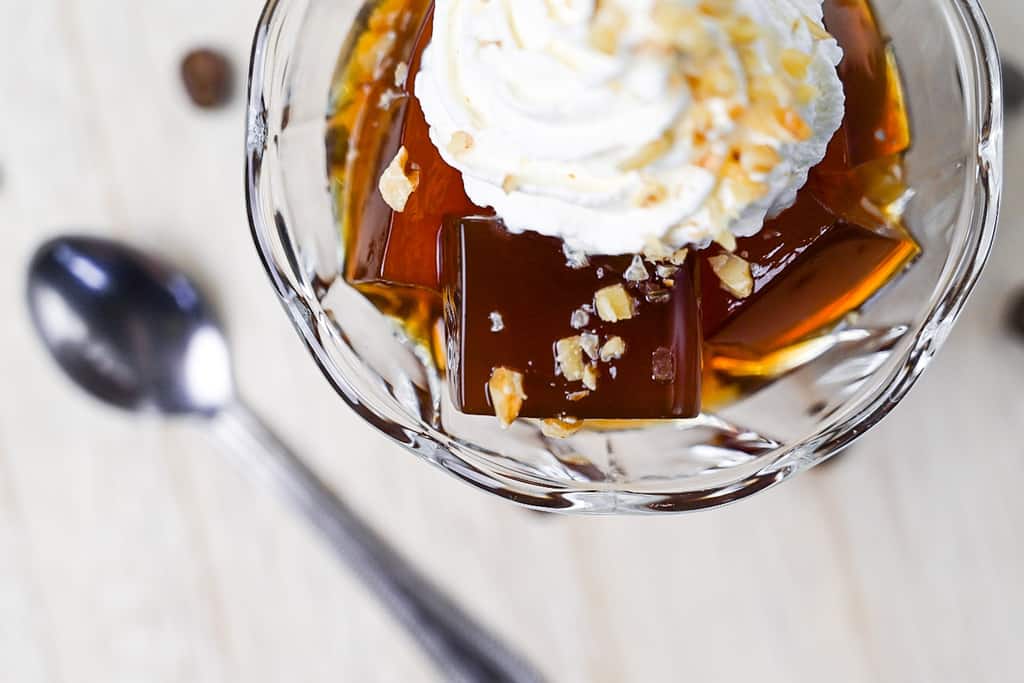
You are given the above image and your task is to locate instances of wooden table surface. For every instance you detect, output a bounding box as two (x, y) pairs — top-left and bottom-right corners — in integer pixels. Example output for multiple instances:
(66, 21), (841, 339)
(1, 1), (1022, 681)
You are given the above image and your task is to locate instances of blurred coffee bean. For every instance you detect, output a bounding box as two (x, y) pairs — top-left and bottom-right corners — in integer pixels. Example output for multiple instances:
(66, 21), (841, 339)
(1007, 287), (1024, 338)
(181, 49), (233, 109)
(1003, 59), (1024, 117)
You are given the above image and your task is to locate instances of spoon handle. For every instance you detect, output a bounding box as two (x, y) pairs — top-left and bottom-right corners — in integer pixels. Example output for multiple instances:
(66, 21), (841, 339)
(209, 401), (545, 683)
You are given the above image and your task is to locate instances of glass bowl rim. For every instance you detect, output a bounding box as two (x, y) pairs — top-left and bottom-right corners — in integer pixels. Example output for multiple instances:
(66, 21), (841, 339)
(244, 0), (1003, 514)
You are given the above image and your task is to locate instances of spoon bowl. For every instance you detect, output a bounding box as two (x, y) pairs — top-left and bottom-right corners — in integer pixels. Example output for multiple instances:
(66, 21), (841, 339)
(27, 236), (232, 415)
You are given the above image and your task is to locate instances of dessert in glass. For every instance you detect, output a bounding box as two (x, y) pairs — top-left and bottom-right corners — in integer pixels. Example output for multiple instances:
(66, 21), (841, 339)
(246, 0), (1001, 512)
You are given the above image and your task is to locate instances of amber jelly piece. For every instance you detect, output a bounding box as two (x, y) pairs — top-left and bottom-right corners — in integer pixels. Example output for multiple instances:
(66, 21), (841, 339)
(700, 191), (918, 360)
(819, 0), (910, 171)
(342, 4), (482, 292)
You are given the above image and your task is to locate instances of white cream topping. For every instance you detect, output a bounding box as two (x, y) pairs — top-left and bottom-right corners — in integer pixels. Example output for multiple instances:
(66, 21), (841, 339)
(414, 0), (845, 255)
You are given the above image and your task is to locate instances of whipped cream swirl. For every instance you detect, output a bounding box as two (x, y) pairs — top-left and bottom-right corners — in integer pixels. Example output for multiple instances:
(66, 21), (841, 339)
(415, 0), (845, 255)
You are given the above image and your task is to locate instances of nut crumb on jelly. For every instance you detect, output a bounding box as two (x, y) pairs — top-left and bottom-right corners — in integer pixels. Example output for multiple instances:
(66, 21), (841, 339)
(556, 336), (586, 382)
(394, 61), (409, 87)
(489, 311), (505, 332)
(600, 336), (627, 362)
(563, 243), (591, 269)
(566, 390), (591, 402)
(709, 253), (754, 298)
(594, 284), (635, 322)
(378, 146), (419, 212)
(624, 255), (651, 282)
(580, 333), (600, 361)
(656, 264), (679, 279)
(571, 308), (591, 330)
(582, 364), (599, 392)
(488, 367), (527, 427)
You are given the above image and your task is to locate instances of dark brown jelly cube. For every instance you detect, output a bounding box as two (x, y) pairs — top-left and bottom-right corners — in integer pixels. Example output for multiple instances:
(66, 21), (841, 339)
(700, 191), (918, 357)
(442, 218), (702, 419)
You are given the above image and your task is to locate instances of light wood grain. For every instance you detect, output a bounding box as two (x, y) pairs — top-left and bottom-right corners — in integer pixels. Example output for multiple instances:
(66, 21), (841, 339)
(1, 1), (1022, 681)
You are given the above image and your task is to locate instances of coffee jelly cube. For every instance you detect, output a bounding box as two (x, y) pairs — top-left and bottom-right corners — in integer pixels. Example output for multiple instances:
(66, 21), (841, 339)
(442, 218), (702, 420)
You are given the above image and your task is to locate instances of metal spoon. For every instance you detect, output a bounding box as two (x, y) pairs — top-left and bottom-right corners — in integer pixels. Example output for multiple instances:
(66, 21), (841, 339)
(26, 235), (544, 683)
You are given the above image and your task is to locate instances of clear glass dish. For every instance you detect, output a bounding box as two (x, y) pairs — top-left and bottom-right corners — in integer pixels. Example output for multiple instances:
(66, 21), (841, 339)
(245, 0), (1002, 513)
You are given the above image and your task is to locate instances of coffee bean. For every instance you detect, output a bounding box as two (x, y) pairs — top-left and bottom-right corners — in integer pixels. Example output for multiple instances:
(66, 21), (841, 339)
(181, 49), (233, 109)
(1003, 59), (1024, 117)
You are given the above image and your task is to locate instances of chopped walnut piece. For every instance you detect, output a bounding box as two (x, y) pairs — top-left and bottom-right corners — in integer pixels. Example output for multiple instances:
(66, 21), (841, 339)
(795, 82), (819, 105)
(803, 15), (832, 41)
(600, 336), (626, 362)
(714, 230), (737, 253)
(670, 248), (689, 266)
(725, 15), (760, 44)
(709, 253), (754, 298)
(541, 417), (585, 439)
(489, 311), (505, 333)
(624, 255), (651, 282)
(488, 367), (527, 428)
(378, 146), (419, 212)
(394, 61), (409, 88)
(556, 336), (586, 381)
(447, 130), (474, 155)
(698, 0), (735, 17)
(591, 3), (627, 54)
(749, 75), (787, 109)
(594, 284), (635, 322)
(693, 58), (738, 98)
(780, 48), (812, 80)
(642, 238), (674, 262)
(776, 107), (813, 141)
(566, 390), (591, 402)
(580, 333), (600, 361)
(737, 143), (781, 175)
(571, 308), (591, 330)
(582, 364), (599, 391)
(563, 242), (591, 269)
(662, 6), (713, 57)
(656, 263), (678, 279)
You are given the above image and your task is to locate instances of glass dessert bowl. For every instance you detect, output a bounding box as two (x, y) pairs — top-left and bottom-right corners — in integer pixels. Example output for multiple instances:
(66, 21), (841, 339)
(246, 0), (1002, 513)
